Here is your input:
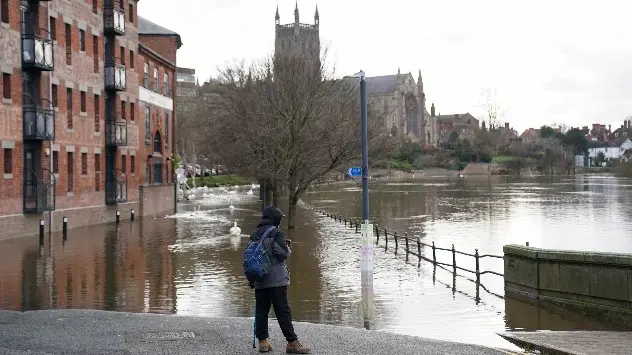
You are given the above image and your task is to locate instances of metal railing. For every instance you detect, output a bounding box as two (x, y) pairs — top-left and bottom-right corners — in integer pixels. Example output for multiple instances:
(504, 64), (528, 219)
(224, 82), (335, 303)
(103, 3), (125, 35)
(20, 21), (54, 71)
(314, 208), (506, 300)
(105, 168), (127, 204)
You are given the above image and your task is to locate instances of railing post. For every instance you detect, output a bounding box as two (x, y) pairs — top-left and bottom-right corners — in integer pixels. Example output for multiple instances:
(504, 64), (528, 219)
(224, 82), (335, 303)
(404, 232), (409, 254)
(355, 220), (359, 233)
(394, 231), (398, 251)
(39, 219), (45, 245)
(452, 244), (456, 273)
(475, 249), (480, 285)
(417, 237), (421, 260)
(384, 228), (388, 249)
(432, 241), (436, 264)
(375, 225), (379, 243)
(62, 216), (68, 237)
(344, 217), (347, 226)
(116, 210), (120, 225)
(131, 209), (135, 222)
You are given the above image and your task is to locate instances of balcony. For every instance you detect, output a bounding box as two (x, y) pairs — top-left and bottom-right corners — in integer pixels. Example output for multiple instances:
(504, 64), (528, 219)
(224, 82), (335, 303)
(23, 168), (56, 213)
(22, 94), (55, 141)
(20, 22), (54, 71)
(104, 56), (126, 91)
(105, 168), (127, 205)
(104, 4), (125, 35)
(105, 119), (127, 147)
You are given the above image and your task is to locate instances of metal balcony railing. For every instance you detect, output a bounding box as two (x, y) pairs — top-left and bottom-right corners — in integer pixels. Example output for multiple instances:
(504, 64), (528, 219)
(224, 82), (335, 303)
(105, 119), (127, 147)
(104, 4), (125, 35)
(20, 21), (54, 71)
(105, 168), (127, 204)
(22, 94), (55, 141)
(23, 168), (56, 213)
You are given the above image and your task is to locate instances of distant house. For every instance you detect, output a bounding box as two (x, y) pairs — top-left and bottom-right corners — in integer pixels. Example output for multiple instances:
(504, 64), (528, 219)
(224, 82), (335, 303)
(575, 138), (632, 166)
(520, 128), (539, 142)
(436, 113), (479, 144)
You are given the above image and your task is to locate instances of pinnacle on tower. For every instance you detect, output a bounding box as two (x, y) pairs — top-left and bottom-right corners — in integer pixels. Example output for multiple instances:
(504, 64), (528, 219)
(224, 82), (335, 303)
(294, 1), (299, 23)
(315, 4), (319, 20)
(397, 67), (401, 75)
(418, 69), (422, 81)
(275, 5), (280, 21)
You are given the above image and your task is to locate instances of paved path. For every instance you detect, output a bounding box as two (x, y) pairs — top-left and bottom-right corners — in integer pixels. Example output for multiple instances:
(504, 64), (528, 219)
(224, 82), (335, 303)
(500, 331), (632, 355)
(0, 310), (519, 354)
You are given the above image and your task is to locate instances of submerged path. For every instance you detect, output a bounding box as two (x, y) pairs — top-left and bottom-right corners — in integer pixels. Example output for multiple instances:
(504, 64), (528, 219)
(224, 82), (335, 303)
(500, 331), (632, 355)
(0, 310), (518, 354)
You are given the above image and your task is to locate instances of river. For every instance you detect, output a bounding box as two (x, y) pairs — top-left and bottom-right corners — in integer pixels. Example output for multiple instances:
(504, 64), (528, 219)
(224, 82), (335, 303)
(1, 174), (631, 350)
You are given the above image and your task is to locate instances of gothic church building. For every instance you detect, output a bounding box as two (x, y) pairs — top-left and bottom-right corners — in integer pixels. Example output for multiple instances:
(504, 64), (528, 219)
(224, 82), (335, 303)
(273, 5), (437, 146)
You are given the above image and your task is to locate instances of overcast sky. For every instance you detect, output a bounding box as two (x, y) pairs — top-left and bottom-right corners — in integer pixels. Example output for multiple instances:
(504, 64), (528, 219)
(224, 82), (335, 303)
(139, 0), (632, 133)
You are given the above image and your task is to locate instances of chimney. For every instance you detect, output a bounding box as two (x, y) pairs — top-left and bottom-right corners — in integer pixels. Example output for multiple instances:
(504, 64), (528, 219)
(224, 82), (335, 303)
(609, 124), (612, 132)
(505, 122), (509, 129)
(482, 121), (486, 130)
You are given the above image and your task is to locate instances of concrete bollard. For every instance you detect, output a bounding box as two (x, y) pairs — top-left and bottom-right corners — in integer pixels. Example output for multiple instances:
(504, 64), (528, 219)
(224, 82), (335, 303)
(62, 217), (68, 240)
(116, 211), (120, 225)
(131, 209), (135, 222)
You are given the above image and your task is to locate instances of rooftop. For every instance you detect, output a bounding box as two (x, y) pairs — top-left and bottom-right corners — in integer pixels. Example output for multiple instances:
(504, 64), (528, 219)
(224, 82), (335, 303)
(138, 16), (183, 49)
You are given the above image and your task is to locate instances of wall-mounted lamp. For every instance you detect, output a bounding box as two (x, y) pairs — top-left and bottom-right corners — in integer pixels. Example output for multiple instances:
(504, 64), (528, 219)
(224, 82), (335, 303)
(45, 148), (50, 156)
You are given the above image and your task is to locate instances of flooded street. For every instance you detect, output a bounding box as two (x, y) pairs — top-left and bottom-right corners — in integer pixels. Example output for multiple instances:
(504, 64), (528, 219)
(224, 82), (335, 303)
(1, 174), (631, 350)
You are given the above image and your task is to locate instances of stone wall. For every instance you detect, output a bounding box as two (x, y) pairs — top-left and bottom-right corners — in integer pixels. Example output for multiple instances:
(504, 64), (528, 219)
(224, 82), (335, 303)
(138, 183), (174, 217)
(504, 244), (632, 326)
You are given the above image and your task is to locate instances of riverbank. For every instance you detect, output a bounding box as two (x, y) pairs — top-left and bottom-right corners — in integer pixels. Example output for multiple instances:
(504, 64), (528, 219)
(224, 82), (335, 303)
(0, 310), (517, 354)
(500, 331), (632, 355)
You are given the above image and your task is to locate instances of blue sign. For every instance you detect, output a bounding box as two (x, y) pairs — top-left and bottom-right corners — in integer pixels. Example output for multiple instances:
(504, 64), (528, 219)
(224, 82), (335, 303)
(348, 167), (362, 177)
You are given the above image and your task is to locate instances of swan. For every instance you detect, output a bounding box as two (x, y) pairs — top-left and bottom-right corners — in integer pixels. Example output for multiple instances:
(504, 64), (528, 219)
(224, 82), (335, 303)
(246, 189), (254, 195)
(229, 200), (235, 211)
(229, 221), (241, 235)
(251, 183), (257, 189)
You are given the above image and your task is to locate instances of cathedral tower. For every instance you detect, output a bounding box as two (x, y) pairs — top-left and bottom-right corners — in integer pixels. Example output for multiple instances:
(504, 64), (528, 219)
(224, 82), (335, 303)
(274, 3), (321, 66)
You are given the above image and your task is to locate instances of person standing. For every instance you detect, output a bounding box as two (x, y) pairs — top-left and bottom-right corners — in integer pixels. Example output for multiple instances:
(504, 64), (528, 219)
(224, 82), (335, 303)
(248, 205), (311, 354)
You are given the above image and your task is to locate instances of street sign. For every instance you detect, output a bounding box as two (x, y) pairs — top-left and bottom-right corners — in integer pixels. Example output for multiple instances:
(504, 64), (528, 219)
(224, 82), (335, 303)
(348, 167), (362, 177)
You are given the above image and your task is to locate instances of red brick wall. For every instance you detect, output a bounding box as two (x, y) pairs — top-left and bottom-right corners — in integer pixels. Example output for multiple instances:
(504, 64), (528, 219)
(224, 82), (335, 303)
(139, 35), (177, 65)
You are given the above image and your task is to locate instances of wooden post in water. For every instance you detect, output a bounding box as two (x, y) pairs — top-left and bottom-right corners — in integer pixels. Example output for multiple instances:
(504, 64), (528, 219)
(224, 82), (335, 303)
(384, 228), (388, 249)
(475, 249), (480, 285)
(417, 237), (421, 260)
(355, 221), (359, 233)
(452, 244), (456, 273)
(344, 217), (347, 226)
(394, 231), (398, 251)
(375, 226), (379, 243)
(404, 232), (409, 254)
(432, 242), (436, 264)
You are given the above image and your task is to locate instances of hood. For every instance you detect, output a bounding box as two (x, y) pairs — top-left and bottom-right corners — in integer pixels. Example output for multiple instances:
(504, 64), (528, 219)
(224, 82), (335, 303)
(258, 205), (285, 227)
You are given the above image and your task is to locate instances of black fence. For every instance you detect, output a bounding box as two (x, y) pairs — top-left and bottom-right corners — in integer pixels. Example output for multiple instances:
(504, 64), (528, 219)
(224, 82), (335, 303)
(313, 208), (506, 300)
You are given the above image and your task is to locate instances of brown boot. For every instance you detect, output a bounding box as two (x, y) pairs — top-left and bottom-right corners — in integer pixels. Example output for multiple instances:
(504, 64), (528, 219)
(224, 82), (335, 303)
(286, 340), (310, 354)
(258, 339), (272, 352)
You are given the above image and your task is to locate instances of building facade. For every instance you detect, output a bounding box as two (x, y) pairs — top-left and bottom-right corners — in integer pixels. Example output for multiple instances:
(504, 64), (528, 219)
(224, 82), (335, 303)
(274, 4), (320, 67)
(0, 0), (181, 240)
(365, 70), (437, 146)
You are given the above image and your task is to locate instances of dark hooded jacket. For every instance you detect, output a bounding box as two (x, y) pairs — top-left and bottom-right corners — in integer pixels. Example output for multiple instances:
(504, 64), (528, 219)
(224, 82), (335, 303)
(249, 206), (291, 289)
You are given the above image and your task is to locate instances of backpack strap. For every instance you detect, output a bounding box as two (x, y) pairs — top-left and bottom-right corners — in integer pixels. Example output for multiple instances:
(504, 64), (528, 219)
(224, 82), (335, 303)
(260, 226), (276, 240)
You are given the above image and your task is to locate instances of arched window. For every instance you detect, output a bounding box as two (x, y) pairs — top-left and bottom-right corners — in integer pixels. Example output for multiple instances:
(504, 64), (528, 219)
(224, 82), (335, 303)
(143, 63), (149, 88)
(163, 73), (169, 96)
(153, 130), (162, 154)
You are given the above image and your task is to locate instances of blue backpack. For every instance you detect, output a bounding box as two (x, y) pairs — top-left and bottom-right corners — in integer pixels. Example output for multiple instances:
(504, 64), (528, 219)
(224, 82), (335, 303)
(243, 226), (276, 282)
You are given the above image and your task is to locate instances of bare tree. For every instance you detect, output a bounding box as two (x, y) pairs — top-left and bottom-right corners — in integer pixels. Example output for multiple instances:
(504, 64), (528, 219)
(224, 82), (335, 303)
(480, 88), (507, 130)
(206, 52), (395, 228)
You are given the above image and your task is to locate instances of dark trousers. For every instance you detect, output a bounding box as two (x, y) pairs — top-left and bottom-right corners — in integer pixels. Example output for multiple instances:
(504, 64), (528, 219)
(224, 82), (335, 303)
(255, 286), (297, 342)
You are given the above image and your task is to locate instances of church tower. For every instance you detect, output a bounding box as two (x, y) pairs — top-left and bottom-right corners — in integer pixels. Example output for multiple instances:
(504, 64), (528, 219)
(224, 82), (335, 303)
(274, 3), (321, 66)
(417, 70), (428, 144)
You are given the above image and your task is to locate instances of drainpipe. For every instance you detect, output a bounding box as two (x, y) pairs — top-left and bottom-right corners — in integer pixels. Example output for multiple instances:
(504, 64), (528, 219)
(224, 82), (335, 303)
(172, 68), (176, 214)
(47, 11), (54, 236)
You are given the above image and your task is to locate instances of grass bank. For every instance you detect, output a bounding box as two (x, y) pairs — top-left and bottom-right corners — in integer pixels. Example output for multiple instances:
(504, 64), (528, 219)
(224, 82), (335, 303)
(186, 175), (252, 188)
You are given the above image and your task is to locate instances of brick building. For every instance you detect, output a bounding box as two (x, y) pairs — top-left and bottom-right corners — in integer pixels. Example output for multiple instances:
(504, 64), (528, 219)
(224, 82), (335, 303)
(0, 0), (181, 240)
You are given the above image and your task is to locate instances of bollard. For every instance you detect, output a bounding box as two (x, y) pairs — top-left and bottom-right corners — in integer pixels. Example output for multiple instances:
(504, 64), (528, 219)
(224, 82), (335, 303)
(375, 225), (380, 243)
(39, 219), (45, 245)
(432, 242), (436, 264)
(417, 237), (421, 260)
(394, 231), (398, 251)
(475, 249), (480, 285)
(404, 232), (409, 254)
(131, 209), (135, 222)
(62, 216), (68, 240)
(344, 217), (347, 226)
(452, 244), (456, 273)
(355, 221), (359, 233)
(384, 228), (388, 249)
(116, 210), (120, 224)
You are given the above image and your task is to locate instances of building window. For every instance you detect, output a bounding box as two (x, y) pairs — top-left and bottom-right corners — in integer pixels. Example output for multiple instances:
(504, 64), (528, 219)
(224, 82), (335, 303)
(94, 94), (100, 132)
(145, 106), (150, 144)
(93, 35), (99, 72)
(121, 100), (126, 120)
(67, 152), (74, 192)
(65, 24), (71, 65)
(153, 68), (158, 92)
(52, 151), (59, 174)
(95, 153), (101, 191)
(3, 148), (12, 174)
(51, 84), (58, 107)
(128, 4), (133, 22)
(66, 88), (73, 129)
(119, 46), (125, 65)
(80, 91), (86, 113)
(130, 156), (135, 174)
(143, 63), (149, 88)
(92, 0), (98, 13)
(1, 0), (8, 24)
(2, 73), (10, 100)
(153, 159), (163, 184)
(164, 112), (169, 149)
(153, 131), (162, 154)
(145, 161), (151, 184)
(79, 29), (85, 51)
(130, 102), (135, 121)
(122, 155), (127, 173)
(81, 153), (87, 175)
(50, 17), (57, 40)
(163, 73), (169, 96)
(129, 50), (134, 68)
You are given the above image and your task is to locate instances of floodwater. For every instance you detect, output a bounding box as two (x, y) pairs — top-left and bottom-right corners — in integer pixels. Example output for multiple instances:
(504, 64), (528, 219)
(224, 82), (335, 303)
(1, 174), (631, 351)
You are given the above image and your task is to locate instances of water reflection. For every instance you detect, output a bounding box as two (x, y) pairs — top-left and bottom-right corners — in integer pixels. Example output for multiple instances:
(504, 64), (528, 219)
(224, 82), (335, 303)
(0, 175), (631, 350)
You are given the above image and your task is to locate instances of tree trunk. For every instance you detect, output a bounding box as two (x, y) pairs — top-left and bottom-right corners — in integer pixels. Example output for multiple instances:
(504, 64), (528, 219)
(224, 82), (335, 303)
(272, 180), (280, 207)
(287, 192), (300, 229)
(264, 179), (273, 208)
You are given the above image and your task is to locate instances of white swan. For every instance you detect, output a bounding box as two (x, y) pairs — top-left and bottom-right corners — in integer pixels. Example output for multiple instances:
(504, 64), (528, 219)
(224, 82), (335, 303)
(246, 189), (254, 195)
(251, 183), (257, 189)
(229, 221), (241, 235)
(229, 200), (235, 211)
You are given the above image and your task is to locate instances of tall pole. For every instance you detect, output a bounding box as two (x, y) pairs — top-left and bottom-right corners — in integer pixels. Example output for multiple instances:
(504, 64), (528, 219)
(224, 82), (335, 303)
(360, 71), (369, 222)
(358, 70), (373, 330)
